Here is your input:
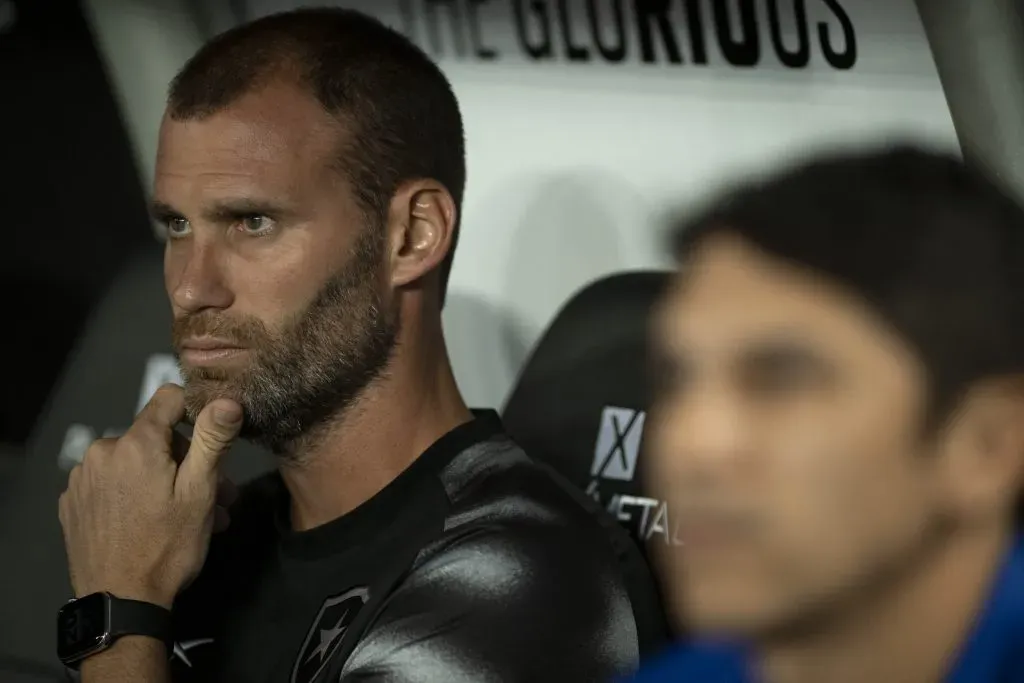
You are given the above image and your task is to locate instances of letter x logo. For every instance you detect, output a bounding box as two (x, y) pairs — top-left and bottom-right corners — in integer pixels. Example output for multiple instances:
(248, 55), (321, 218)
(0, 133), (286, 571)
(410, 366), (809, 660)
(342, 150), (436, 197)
(591, 406), (646, 481)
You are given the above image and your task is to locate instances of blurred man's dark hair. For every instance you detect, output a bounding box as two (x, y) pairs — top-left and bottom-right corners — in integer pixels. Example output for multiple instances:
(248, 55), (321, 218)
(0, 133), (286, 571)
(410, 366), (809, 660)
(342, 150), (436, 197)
(672, 146), (1024, 431)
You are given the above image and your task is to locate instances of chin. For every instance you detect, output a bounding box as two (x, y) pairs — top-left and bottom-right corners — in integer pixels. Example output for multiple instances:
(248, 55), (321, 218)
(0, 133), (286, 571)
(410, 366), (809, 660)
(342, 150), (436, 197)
(674, 581), (786, 639)
(679, 604), (777, 639)
(182, 379), (245, 415)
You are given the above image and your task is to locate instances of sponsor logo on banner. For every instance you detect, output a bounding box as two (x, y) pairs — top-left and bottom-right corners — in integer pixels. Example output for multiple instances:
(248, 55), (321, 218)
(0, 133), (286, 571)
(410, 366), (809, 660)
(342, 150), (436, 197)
(229, 0), (857, 71)
(58, 353), (181, 470)
(587, 405), (681, 546)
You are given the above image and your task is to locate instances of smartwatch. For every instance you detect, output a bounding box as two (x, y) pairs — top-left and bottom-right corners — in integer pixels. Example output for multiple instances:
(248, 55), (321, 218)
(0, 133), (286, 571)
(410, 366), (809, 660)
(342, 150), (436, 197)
(56, 592), (173, 669)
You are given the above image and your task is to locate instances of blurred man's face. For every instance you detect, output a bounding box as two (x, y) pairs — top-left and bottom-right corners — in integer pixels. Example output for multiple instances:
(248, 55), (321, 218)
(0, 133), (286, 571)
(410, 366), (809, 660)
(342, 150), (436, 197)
(648, 233), (946, 638)
(153, 81), (397, 455)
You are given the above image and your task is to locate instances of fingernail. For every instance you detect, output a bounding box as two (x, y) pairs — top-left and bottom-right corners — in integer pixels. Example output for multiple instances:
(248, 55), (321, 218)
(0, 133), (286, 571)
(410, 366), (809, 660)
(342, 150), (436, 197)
(213, 403), (242, 426)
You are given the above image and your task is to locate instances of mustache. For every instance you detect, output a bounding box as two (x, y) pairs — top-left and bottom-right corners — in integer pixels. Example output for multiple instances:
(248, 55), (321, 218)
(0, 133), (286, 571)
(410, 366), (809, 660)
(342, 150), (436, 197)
(171, 312), (272, 349)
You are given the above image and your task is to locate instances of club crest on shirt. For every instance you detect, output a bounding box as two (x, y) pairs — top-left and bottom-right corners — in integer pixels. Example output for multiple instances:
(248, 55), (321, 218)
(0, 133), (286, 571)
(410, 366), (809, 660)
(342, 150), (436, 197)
(292, 586), (370, 683)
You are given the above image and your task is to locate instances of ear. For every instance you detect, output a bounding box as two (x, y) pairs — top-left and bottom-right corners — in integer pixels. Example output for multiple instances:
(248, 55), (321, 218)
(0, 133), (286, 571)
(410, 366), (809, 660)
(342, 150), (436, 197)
(935, 377), (1024, 521)
(384, 179), (457, 292)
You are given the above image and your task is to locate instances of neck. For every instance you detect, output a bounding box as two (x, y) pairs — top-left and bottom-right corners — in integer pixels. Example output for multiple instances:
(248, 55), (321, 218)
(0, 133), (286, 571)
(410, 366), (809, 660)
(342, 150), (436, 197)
(759, 524), (1012, 683)
(278, 306), (472, 531)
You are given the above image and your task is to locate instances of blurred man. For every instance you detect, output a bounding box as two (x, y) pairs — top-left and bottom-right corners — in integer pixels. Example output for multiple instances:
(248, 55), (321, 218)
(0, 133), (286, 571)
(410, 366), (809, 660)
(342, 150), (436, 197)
(56, 8), (665, 682)
(630, 147), (1024, 683)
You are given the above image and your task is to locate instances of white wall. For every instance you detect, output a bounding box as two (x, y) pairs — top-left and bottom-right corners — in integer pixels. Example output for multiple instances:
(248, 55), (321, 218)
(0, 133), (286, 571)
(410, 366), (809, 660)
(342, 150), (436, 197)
(85, 0), (958, 411)
(80, 0), (205, 194)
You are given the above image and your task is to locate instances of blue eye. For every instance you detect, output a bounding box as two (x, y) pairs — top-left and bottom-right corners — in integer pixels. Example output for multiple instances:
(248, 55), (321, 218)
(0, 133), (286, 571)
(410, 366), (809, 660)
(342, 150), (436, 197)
(238, 215), (275, 235)
(165, 217), (191, 238)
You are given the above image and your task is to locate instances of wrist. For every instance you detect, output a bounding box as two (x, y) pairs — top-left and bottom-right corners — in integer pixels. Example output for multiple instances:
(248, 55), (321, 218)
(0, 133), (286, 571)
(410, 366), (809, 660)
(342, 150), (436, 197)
(76, 585), (175, 611)
(58, 592), (175, 670)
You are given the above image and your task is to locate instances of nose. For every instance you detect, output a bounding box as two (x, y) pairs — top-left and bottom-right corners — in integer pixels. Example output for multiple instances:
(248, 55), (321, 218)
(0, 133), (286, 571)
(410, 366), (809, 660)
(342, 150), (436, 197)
(165, 238), (234, 314)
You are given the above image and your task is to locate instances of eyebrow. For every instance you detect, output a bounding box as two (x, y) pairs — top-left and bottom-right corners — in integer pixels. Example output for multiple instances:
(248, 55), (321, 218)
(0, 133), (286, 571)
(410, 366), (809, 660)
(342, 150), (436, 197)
(149, 198), (299, 224)
(149, 200), (181, 223)
(741, 338), (829, 365)
(656, 326), (833, 364)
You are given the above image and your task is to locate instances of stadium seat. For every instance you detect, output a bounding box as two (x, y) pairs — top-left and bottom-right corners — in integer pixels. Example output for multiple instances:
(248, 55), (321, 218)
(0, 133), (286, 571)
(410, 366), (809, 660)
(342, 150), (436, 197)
(503, 271), (673, 570)
(502, 270), (676, 646)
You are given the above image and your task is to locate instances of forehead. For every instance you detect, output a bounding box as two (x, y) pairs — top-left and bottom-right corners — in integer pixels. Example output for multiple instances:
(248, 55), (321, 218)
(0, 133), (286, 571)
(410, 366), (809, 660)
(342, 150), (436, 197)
(154, 81), (343, 195)
(655, 234), (912, 363)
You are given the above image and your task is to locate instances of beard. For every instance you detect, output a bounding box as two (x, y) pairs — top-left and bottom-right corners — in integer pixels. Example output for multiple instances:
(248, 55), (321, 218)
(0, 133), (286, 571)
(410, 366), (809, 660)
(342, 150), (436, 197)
(171, 228), (398, 456)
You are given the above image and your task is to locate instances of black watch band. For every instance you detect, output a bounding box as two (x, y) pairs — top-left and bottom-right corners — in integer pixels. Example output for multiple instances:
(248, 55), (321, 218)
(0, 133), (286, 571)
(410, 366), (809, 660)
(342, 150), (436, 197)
(57, 592), (174, 670)
(109, 595), (174, 645)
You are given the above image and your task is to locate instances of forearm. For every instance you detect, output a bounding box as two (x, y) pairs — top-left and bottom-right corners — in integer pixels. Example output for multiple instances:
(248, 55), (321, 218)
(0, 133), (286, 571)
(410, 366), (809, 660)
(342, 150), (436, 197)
(80, 636), (171, 683)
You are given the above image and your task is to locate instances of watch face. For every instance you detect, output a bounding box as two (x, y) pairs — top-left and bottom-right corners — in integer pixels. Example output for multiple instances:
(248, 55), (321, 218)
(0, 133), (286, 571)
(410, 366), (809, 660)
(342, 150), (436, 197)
(56, 593), (109, 662)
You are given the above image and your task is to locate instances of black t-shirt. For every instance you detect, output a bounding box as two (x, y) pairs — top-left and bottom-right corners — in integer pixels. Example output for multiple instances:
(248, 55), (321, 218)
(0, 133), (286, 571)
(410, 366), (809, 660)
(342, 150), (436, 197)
(169, 411), (666, 683)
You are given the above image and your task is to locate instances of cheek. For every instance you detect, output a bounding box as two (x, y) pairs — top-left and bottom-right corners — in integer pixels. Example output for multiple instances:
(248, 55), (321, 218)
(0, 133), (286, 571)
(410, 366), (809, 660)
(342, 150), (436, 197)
(163, 245), (185, 295)
(762, 402), (932, 582)
(643, 407), (687, 503)
(222, 247), (326, 321)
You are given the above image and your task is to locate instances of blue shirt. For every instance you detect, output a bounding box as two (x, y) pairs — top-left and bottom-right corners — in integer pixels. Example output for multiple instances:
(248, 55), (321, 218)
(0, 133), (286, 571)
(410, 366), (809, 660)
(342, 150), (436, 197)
(625, 535), (1024, 683)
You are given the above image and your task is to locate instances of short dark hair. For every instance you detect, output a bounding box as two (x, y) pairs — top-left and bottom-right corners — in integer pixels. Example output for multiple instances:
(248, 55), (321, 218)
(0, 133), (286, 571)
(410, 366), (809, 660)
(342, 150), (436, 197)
(167, 7), (466, 306)
(671, 145), (1024, 429)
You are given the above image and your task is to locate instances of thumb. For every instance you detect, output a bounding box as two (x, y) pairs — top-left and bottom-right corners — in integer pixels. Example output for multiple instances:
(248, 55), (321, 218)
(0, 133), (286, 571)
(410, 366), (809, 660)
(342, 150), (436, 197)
(176, 399), (242, 497)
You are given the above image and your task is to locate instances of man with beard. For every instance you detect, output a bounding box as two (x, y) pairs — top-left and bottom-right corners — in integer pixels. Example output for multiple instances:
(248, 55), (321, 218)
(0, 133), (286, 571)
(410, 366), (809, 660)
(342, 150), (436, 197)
(55, 8), (665, 683)
(628, 146), (1024, 683)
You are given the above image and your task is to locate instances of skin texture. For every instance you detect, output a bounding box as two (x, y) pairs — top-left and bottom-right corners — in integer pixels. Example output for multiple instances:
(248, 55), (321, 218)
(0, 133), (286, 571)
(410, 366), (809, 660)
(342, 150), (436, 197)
(59, 78), (473, 681)
(158, 84), (398, 456)
(647, 233), (1024, 683)
(60, 386), (241, 682)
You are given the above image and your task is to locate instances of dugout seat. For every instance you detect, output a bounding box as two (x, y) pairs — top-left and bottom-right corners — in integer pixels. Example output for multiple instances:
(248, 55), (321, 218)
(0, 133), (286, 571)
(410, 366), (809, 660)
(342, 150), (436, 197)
(502, 270), (676, 646)
(502, 271), (673, 568)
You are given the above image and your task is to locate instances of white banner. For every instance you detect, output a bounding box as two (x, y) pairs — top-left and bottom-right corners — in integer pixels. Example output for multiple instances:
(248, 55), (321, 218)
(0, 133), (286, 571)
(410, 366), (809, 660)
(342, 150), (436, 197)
(179, 0), (959, 408)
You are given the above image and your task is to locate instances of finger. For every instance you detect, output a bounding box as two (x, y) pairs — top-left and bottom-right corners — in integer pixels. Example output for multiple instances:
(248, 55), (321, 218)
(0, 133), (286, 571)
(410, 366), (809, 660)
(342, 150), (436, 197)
(80, 437), (118, 468)
(65, 462), (83, 490)
(213, 506), (231, 533)
(58, 491), (69, 528)
(133, 384), (186, 433)
(216, 475), (239, 508)
(171, 429), (191, 466)
(176, 399), (242, 496)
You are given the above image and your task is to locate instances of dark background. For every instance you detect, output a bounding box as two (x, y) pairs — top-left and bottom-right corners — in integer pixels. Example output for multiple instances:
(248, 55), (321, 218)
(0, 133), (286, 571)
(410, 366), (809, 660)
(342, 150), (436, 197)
(0, 0), (152, 447)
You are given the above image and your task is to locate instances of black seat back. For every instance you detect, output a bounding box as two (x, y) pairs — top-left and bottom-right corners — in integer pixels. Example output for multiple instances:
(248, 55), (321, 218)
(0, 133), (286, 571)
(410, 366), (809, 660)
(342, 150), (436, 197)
(502, 270), (676, 647)
(503, 271), (673, 552)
